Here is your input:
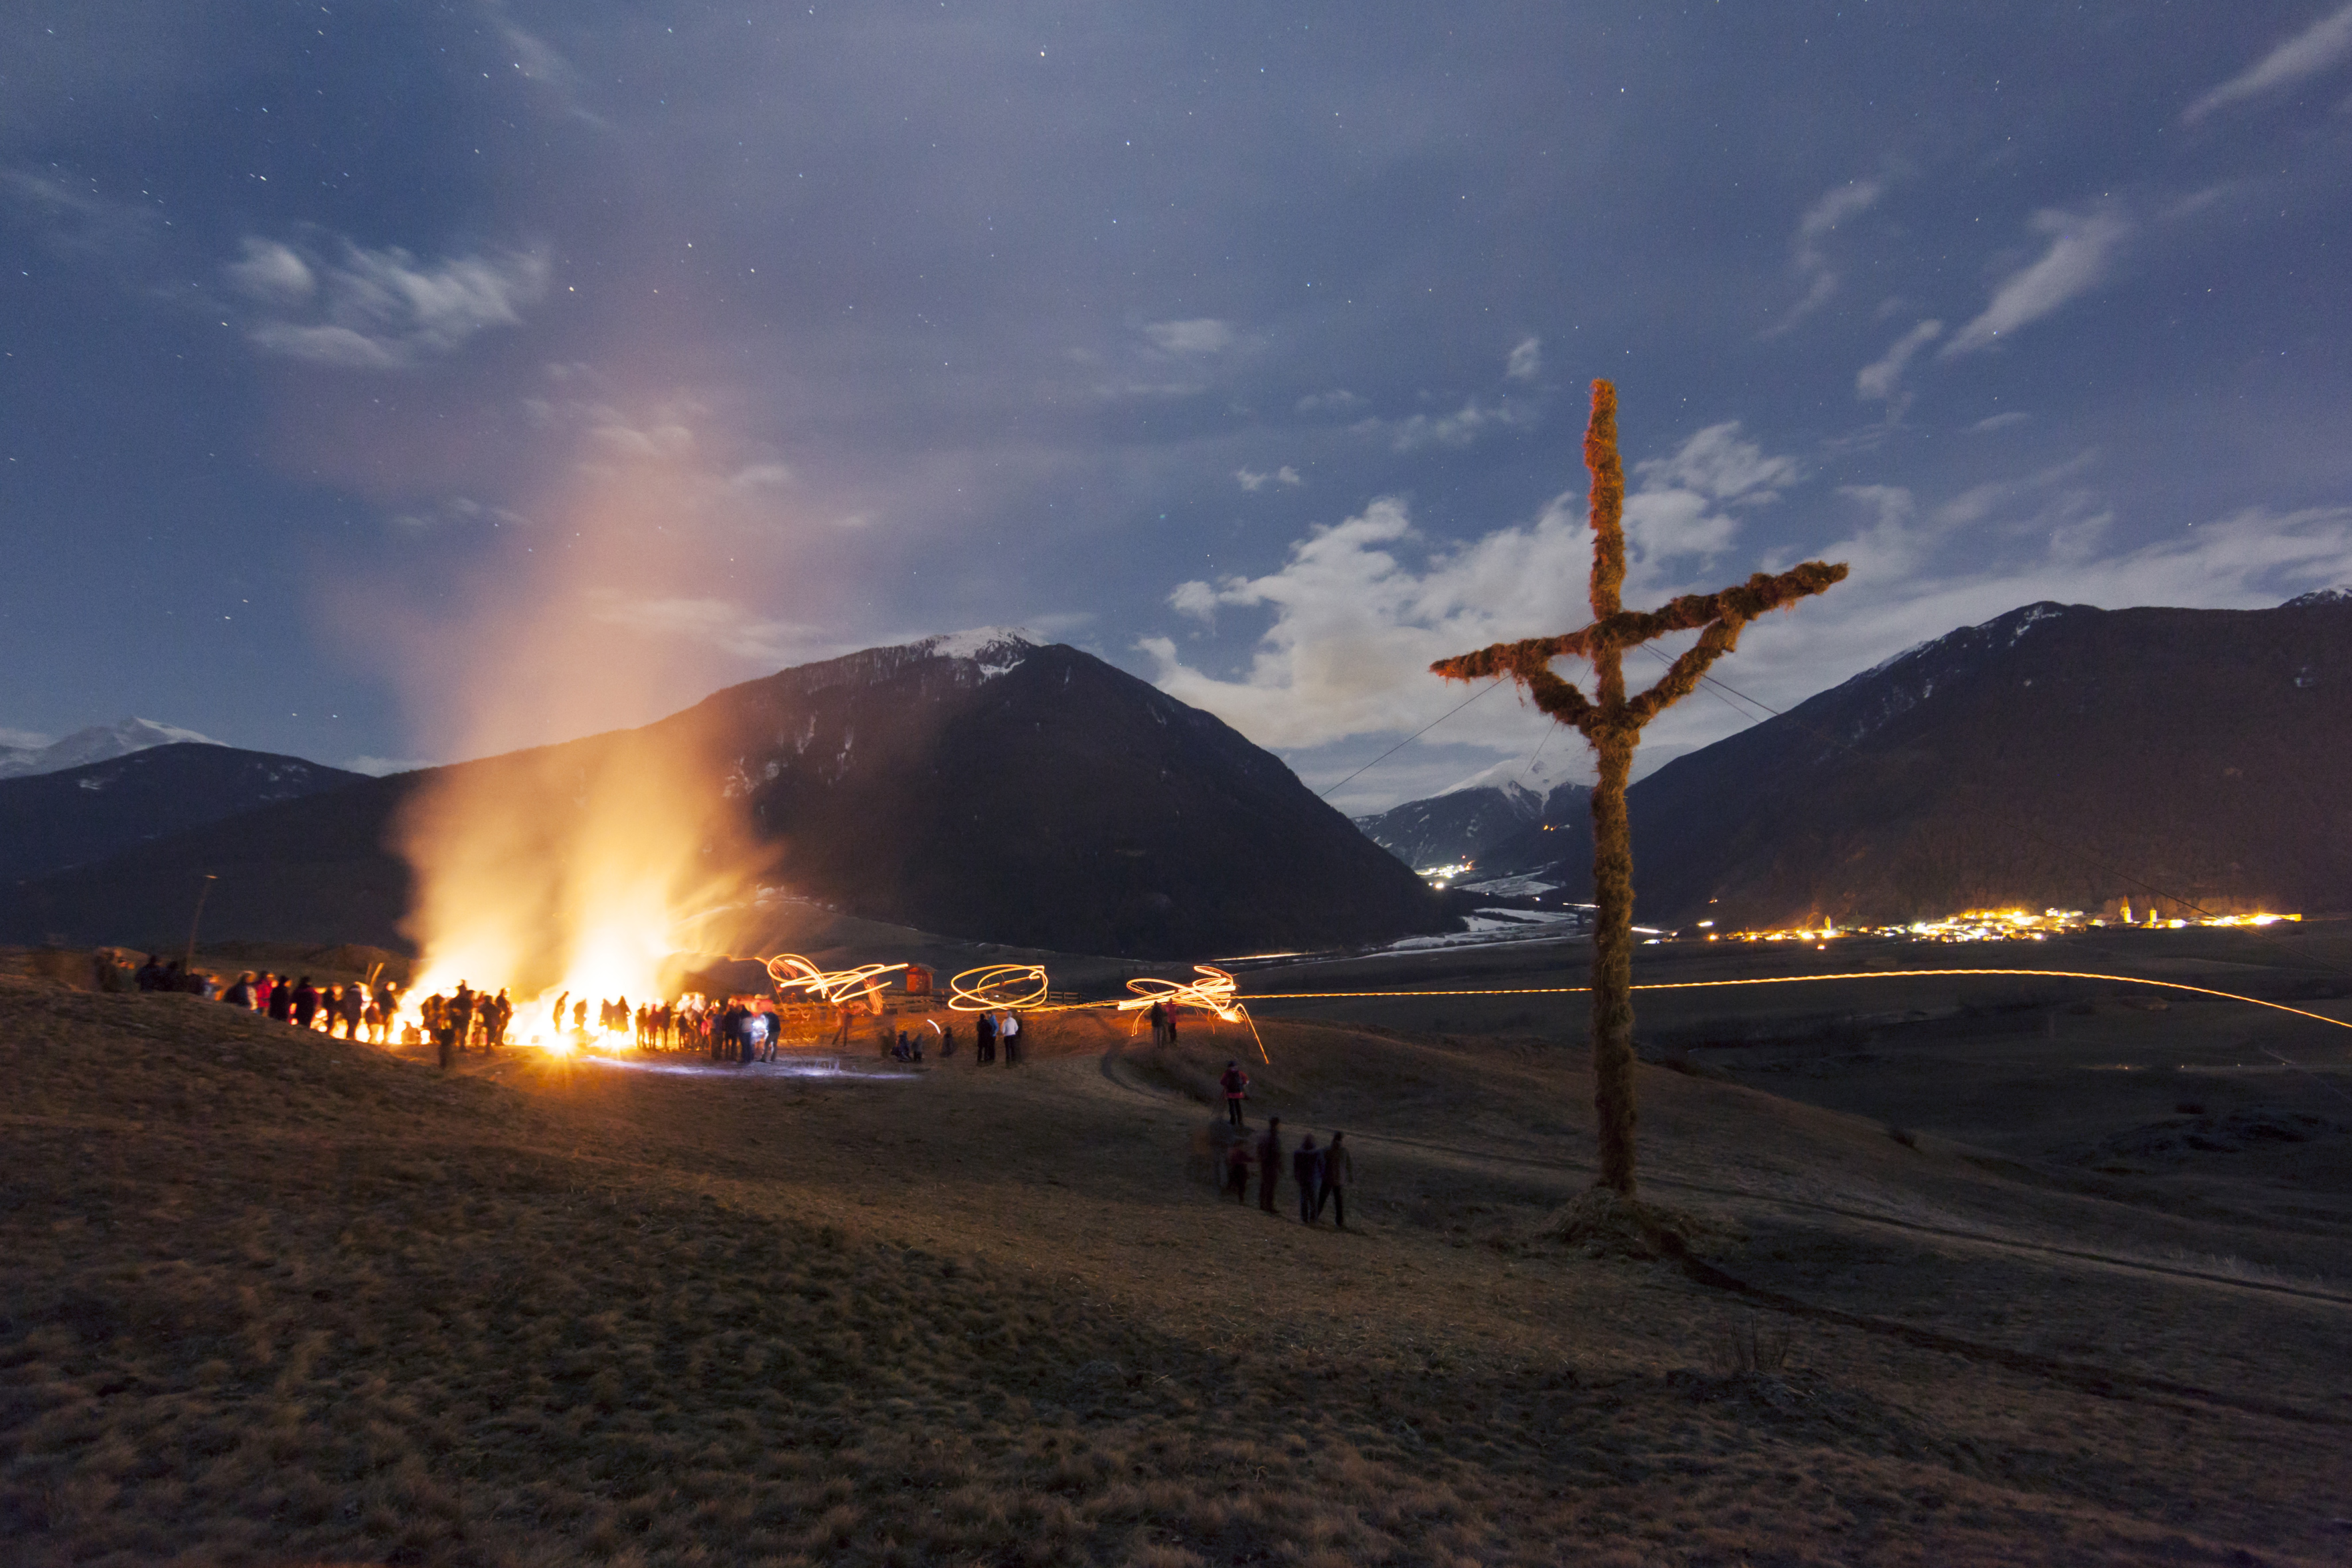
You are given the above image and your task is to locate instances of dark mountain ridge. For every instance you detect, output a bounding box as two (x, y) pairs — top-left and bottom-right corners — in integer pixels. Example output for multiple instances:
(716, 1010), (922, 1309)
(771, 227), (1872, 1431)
(690, 631), (1447, 954)
(3, 633), (1449, 959)
(1356, 778), (1594, 885)
(0, 744), (366, 881)
(1626, 593), (2352, 927)
(1346, 593), (2352, 928)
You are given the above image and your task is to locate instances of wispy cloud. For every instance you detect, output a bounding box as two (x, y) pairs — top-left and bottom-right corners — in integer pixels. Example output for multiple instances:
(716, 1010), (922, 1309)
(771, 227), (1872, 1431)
(1505, 335), (1543, 382)
(586, 592), (828, 666)
(1856, 319), (1943, 405)
(1767, 177), (1887, 334)
(1940, 207), (2129, 358)
(230, 234), (549, 368)
(1142, 317), (1236, 354)
(1235, 465), (1302, 491)
(389, 495), (533, 532)
(0, 167), (162, 262)
(1367, 398), (1539, 453)
(2183, 2), (2352, 123)
(1145, 467), (2352, 786)
(1143, 425), (1800, 748)
(1295, 389), (1366, 415)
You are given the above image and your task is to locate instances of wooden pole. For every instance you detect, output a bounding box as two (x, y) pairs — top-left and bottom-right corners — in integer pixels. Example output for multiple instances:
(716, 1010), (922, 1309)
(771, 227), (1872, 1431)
(1430, 380), (1845, 1202)
(184, 874), (218, 975)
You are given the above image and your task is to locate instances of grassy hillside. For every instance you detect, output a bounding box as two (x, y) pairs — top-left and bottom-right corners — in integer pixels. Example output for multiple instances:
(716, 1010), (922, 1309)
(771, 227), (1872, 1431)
(3, 962), (2346, 1564)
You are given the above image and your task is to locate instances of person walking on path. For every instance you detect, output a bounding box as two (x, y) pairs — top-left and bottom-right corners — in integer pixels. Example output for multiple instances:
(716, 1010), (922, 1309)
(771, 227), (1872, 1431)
(1219, 1060), (1250, 1129)
(1293, 1135), (1324, 1225)
(1316, 1132), (1354, 1229)
(1256, 1118), (1283, 1214)
(1225, 1134), (1253, 1202)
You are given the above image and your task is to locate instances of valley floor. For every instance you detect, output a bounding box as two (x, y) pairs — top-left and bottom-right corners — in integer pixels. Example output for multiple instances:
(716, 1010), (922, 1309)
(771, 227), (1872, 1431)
(3, 952), (2347, 1565)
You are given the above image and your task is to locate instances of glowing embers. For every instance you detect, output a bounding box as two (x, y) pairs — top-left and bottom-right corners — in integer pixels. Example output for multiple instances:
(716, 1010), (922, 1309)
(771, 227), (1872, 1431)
(949, 964), (1050, 1012)
(1119, 964), (1246, 1024)
(766, 953), (906, 1009)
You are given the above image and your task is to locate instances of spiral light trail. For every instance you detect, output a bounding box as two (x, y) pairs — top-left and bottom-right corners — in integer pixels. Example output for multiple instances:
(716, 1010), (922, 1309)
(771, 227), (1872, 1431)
(1116, 965), (1267, 1061)
(947, 964), (1050, 1013)
(765, 953), (907, 1009)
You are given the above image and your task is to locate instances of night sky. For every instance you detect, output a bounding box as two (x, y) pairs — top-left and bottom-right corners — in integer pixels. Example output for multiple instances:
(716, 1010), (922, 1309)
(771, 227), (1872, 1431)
(5, 2), (2348, 810)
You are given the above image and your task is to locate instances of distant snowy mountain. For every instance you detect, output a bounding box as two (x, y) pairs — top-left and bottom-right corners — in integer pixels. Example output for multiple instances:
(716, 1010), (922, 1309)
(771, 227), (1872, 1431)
(904, 626), (1041, 676)
(1356, 750), (1591, 874)
(0, 743), (365, 880)
(5, 631), (1449, 958)
(0, 718), (220, 781)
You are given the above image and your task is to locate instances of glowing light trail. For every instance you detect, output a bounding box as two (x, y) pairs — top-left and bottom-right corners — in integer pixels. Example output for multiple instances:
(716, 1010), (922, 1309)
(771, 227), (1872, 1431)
(948, 964), (1050, 1012)
(1226, 969), (2352, 1032)
(1115, 965), (1268, 1062)
(945, 962), (1271, 1061)
(765, 953), (906, 1008)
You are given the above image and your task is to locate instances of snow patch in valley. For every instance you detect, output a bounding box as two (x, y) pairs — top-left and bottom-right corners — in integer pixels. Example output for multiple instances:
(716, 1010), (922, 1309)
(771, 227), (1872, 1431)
(1380, 905), (1591, 953)
(1455, 874), (1561, 897)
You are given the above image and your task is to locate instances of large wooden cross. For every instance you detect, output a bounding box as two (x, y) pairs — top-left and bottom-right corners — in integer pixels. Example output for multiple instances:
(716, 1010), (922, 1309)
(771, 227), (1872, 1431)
(1432, 380), (1847, 1198)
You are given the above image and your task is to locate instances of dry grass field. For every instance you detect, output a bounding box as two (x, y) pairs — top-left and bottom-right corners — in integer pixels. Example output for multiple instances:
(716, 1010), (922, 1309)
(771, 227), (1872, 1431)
(5, 935), (2350, 1565)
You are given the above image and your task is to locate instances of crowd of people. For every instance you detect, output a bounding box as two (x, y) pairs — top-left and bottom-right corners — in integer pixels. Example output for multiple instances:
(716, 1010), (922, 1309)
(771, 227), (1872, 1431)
(126, 953), (1351, 1223)
(119, 951), (1072, 1086)
(414, 983), (514, 1068)
(1212, 1062), (1352, 1228)
(134, 954), (408, 1044)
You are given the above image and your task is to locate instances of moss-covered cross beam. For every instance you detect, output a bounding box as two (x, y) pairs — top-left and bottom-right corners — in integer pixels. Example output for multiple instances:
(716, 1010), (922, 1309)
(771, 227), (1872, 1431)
(1431, 380), (1847, 1198)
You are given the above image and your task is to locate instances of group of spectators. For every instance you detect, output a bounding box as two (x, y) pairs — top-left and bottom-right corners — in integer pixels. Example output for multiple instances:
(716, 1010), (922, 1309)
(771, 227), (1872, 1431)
(1214, 1061), (1353, 1227)
(133, 953), (406, 1042)
(416, 983), (514, 1067)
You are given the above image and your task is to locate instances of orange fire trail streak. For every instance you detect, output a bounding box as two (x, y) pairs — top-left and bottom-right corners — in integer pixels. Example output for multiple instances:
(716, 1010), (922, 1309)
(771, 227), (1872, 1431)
(925, 965), (2344, 1074)
(766, 953), (907, 1009)
(950, 963), (1272, 1062)
(947, 964), (1050, 1012)
(1225, 968), (2352, 1032)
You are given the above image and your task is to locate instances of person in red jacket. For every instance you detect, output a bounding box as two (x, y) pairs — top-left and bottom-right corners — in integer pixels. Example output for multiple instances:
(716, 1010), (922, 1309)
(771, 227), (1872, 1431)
(1219, 1061), (1250, 1129)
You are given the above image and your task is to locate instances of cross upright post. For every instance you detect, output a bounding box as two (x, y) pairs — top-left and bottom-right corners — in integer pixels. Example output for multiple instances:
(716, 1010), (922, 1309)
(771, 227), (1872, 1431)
(1432, 380), (1847, 1198)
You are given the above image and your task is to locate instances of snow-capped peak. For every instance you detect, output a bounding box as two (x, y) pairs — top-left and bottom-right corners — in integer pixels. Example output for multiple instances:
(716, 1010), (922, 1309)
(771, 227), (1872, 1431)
(903, 626), (1042, 680)
(915, 625), (1041, 661)
(0, 717), (222, 781)
(1436, 749), (1585, 801)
